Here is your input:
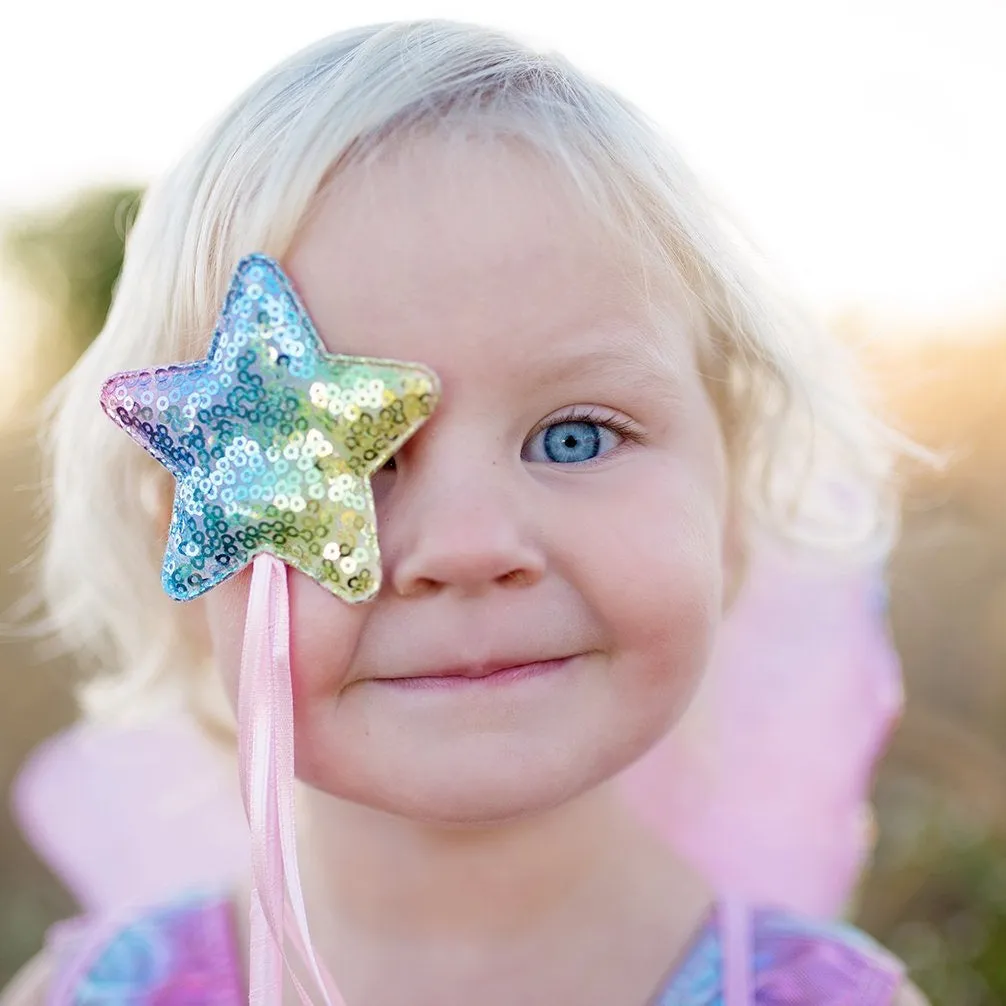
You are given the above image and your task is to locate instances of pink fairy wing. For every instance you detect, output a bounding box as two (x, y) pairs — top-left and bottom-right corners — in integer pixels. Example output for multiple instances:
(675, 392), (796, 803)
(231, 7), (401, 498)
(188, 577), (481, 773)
(13, 541), (900, 920)
(622, 541), (903, 917)
(12, 714), (248, 911)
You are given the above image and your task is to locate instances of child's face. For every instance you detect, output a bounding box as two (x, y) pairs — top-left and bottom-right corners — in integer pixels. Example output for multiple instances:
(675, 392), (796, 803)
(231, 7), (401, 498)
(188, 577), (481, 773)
(204, 134), (734, 824)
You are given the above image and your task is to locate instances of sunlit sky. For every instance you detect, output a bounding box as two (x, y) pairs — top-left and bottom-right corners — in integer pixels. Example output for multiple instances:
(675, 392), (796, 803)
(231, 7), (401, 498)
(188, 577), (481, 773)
(2, 0), (1004, 328)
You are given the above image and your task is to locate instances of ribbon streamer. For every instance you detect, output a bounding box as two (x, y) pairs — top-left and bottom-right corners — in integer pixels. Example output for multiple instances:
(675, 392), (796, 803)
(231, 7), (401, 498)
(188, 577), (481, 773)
(238, 553), (347, 1006)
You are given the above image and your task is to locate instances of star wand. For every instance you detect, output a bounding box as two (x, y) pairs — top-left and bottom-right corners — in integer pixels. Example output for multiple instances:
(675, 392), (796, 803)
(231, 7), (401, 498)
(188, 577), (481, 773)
(101, 253), (439, 603)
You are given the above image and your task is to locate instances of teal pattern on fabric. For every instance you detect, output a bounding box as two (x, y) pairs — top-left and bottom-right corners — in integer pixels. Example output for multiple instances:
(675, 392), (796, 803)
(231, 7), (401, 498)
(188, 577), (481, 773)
(62, 892), (243, 1005)
(49, 894), (902, 1005)
(657, 908), (902, 1005)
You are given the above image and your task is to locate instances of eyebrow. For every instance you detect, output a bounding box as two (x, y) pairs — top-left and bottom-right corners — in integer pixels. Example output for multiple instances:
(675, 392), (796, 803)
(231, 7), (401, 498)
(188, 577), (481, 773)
(531, 335), (690, 405)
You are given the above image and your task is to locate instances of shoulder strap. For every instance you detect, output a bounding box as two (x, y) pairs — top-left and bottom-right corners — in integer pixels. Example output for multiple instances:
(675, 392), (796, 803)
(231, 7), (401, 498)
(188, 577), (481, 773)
(720, 899), (751, 1006)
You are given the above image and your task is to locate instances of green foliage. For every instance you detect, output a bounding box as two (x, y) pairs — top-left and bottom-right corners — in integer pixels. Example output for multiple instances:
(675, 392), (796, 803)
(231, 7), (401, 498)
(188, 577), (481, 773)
(0, 186), (140, 985)
(4, 186), (142, 367)
(888, 835), (1006, 1004)
(864, 770), (1006, 1004)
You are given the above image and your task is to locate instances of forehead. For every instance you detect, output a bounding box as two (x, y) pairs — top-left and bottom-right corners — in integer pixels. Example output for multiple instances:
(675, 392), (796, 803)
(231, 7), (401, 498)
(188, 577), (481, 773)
(284, 133), (697, 382)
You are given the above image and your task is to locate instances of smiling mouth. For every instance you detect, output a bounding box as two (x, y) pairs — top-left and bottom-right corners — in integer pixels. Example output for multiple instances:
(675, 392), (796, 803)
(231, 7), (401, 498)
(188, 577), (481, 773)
(377, 656), (577, 690)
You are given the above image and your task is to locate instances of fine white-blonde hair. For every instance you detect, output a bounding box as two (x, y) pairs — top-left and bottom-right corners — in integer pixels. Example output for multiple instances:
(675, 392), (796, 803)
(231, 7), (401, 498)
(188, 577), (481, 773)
(39, 20), (902, 719)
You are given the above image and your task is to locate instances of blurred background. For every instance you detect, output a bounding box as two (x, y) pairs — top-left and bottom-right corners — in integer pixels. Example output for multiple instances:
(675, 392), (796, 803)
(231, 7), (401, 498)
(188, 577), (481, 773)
(1, 1), (1004, 1002)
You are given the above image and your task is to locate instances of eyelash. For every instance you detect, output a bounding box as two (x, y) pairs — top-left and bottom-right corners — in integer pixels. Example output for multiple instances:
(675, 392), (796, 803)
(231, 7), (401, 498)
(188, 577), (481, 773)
(381, 407), (642, 471)
(527, 407), (643, 451)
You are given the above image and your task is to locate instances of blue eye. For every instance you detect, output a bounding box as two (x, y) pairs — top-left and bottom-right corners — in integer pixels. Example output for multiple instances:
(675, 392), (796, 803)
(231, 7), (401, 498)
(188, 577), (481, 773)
(543, 422), (600, 463)
(524, 417), (624, 464)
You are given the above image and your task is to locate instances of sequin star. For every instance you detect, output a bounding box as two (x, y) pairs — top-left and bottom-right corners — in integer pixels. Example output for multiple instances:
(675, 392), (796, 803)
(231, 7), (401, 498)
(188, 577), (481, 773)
(101, 253), (440, 603)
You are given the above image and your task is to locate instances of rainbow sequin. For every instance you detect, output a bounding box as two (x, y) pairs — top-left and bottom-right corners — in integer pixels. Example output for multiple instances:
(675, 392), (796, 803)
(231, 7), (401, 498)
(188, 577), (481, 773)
(101, 254), (439, 602)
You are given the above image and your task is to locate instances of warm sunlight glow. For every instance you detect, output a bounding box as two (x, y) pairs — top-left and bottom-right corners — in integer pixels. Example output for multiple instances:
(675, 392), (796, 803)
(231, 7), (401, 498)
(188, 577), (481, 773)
(3, 0), (1004, 326)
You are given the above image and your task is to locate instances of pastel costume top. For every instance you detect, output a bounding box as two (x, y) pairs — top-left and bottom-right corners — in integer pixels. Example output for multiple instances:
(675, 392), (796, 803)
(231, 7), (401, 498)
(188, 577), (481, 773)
(43, 891), (903, 1005)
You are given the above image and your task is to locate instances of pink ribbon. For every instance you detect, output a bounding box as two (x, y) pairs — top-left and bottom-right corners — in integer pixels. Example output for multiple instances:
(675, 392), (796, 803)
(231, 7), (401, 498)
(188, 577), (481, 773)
(237, 553), (346, 1006)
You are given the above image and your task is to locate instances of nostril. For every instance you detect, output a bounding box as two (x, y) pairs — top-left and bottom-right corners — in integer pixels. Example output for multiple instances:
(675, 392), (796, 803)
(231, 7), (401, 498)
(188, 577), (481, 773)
(398, 576), (438, 599)
(500, 569), (531, 587)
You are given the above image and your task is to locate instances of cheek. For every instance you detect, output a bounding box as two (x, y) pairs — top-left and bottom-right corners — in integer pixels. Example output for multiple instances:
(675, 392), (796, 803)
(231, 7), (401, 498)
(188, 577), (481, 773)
(202, 567), (364, 713)
(203, 566), (368, 794)
(286, 572), (365, 702)
(202, 567), (254, 709)
(561, 459), (726, 696)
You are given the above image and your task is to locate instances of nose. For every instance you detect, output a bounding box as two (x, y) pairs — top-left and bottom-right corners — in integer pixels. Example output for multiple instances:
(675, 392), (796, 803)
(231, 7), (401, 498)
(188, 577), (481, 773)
(385, 459), (546, 598)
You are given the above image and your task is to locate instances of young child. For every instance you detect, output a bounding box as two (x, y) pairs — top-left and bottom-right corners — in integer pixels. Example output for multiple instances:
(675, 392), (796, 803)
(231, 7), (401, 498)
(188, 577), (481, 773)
(3, 20), (927, 1006)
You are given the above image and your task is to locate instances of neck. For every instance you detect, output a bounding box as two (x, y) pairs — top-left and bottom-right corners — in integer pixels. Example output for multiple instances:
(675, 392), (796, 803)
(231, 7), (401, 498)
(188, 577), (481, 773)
(276, 782), (712, 1005)
(299, 782), (648, 936)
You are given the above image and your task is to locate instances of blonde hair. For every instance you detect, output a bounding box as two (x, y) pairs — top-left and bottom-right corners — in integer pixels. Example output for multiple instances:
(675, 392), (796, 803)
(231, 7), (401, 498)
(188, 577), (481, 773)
(40, 20), (902, 718)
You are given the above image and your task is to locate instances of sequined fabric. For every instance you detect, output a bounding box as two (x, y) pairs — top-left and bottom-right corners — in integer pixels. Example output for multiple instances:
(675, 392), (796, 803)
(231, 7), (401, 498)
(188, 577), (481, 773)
(100, 254), (439, 603)
(45, 895), (902, 1005)
(46, 892), (243, 1005)
(658, 907), (902, 1005)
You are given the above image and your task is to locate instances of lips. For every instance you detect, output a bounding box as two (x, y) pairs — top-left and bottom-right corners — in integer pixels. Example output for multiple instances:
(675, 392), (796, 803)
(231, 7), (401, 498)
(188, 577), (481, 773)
(377, 655), (577, 689)
(412, 657), (564, 680)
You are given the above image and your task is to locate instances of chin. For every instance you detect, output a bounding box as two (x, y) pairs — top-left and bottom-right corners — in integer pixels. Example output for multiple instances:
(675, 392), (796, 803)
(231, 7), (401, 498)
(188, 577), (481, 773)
(292, 657), (698, 828)
(382, 786), (573, 827)
(298, 729), (655, 828)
